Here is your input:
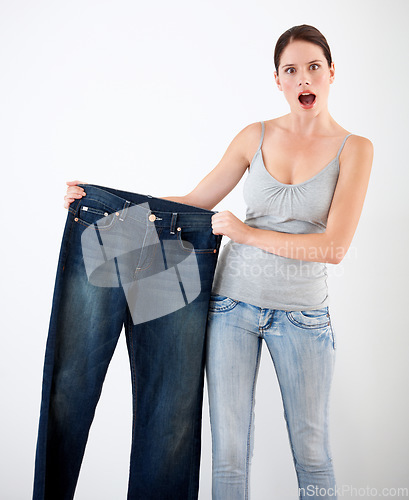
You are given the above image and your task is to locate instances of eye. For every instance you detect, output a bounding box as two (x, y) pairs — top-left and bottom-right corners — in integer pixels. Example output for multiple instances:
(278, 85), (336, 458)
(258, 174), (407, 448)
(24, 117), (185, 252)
(310, 63), (320, 70)
(285, 67), (295, 74)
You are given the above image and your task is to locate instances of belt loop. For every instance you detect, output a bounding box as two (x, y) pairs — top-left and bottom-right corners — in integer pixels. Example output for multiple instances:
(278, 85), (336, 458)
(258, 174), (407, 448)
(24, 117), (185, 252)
(119, 200), (131, 221)
(170, 212), (178, 234)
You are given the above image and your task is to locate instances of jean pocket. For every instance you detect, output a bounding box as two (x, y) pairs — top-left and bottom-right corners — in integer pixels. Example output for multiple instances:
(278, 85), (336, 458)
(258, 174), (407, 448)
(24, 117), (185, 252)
(208, 294), (240, 313)
(177, 225), (218, 253)
(74, 198), (118, 230)
(286, 307), (330, 330)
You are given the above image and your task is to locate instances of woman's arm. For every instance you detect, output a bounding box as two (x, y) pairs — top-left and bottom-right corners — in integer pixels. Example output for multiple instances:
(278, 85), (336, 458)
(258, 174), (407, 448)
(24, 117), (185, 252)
(159, 123), (261, 210)
(213, 135), (374, 265)
(63, 123), (258, 210)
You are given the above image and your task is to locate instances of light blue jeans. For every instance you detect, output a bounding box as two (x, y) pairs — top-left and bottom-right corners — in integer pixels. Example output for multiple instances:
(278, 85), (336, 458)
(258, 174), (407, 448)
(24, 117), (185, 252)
(205, 294), (337, 500)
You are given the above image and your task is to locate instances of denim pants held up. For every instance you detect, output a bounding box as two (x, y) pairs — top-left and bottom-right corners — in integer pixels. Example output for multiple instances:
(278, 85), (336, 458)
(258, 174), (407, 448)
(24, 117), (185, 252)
(32, 184), (222, 500)
(206, 294), (337, 500)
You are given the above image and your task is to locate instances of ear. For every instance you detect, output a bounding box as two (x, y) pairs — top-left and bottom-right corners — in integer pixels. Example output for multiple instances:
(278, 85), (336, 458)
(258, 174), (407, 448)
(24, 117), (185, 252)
(274, 71), (282, 91)
(329, 62), (335, 84)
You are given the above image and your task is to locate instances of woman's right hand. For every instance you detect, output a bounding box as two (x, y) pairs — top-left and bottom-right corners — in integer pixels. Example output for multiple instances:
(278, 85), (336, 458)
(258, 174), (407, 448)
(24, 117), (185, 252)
(64, 180), (87, 209)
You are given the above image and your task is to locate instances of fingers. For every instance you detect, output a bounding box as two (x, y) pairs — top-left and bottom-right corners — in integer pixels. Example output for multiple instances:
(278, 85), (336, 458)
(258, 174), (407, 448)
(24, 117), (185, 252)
(66, 180), (88, 186)
(63, 196), (75, 209)
(64, 180), (87, 209)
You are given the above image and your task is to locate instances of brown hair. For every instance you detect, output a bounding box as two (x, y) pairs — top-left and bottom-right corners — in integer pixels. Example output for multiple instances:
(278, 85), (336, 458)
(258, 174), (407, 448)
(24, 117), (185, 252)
(274, 24), (332, 74)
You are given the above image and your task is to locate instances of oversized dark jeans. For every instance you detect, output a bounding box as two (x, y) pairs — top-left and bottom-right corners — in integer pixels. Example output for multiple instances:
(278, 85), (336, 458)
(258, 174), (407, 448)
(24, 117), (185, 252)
(33, 184), (223, 500)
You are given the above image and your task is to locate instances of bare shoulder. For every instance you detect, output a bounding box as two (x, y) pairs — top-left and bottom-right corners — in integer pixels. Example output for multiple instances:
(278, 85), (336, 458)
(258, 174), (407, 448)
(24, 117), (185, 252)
(223, 122), (261, 166)
(231, 121), (264, 164)
(342, 134), (374, 164)
(346, 134), (373, 149)
(236, 120), (264, 145)
(338, 134), (374, 187)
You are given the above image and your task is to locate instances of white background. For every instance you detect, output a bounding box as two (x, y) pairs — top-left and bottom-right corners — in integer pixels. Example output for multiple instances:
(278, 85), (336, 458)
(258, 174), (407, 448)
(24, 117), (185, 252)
(1, 0), (408, 499)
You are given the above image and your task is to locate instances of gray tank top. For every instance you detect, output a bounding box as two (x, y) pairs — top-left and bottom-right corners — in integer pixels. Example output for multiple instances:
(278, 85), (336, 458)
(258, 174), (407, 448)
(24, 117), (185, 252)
(211, 121), (352, 311)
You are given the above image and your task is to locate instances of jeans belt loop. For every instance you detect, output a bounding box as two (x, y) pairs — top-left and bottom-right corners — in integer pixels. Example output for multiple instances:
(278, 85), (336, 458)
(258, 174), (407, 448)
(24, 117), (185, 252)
(170, 212), (178, 234)
(119, 200), (131, 221)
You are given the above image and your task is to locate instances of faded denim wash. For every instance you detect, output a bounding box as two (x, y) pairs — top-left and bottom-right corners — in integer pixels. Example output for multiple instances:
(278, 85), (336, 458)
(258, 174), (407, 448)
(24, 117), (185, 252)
(206, 294), (337, 500)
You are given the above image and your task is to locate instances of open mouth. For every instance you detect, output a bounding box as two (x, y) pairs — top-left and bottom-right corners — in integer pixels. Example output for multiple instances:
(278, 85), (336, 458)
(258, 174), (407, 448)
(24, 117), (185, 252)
(298, 93), (316, 106)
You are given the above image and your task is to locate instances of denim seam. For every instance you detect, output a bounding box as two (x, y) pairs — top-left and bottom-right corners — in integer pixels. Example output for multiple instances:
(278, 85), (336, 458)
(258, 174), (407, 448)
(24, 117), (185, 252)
(71, 197), (117, 213)
(286, 311), (330, 330)
(126, 313), (138, 439)
(265, 342), (300, 477)
(61, 211), (77, 273)
(266, 344), (335, 499)
(328, 311), (336, 350)
(78, 183), (218, 214)
(73, 217), (118, 230)
(41, 210), (77, 495)
(71, 198), (134, 228)
(72, 199), (119, 230)
(208, 301), (240, 313)
(187, 352), (205, 500)
(177, 232), (218, 253)
(69, 204), (214, 229)
(245, 339), (262, 500)
(133, 227), (164, 277)
(80, 207), (106, 215)
(208, 297), (240, 313)
(173, 223), (214, 227)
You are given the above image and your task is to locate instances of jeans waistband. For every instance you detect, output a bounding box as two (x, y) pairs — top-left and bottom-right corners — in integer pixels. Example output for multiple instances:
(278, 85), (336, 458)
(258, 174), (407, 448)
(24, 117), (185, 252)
(72, 183), (218, 229)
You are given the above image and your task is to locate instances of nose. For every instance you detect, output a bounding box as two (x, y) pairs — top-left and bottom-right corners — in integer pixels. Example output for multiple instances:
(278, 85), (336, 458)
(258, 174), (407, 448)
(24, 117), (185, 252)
(298, 79), (310, 86)
(298, 70), (311, 86)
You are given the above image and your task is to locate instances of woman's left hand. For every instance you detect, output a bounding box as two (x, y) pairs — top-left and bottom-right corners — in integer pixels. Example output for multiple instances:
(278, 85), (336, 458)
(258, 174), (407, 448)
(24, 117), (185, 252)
(211, 210), (253, 245)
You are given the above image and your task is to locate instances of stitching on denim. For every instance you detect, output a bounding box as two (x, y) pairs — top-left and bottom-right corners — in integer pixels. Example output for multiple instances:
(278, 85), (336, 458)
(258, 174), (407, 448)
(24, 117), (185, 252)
(174, 223), (213, 227)
(73, 202), (119, 229)
(328, 311), (336, 350)
(79, 206), (107, 216)
(77, 197), (117, 212)
(245, 339), (262, 500)
(133, 227), (164, 277)
(131, 222), (151, 279)
(177, 231), (217, 253)
(73, 217), (118, 230)
(126, 313), (138, 438)
(272, 361), (300, 474)
(286, 311), (330, 330)
(208, 298), (240, 313)
(69, 197), (117, 218)
(266, 342), (335, 490)
(186, 346), (205, 500)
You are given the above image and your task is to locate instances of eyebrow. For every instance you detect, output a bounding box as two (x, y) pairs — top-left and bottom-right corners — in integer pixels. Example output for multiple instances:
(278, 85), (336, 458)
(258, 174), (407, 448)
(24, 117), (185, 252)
(281, 59), (323, 69)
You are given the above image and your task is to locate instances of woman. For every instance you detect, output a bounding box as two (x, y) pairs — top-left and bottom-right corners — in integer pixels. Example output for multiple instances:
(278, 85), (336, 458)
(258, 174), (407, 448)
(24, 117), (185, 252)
(64, 25), (373, 500)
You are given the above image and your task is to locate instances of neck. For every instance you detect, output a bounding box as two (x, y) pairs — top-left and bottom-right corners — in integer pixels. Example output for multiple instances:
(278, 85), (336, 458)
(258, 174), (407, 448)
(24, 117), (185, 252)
(285, 107), (336, 137)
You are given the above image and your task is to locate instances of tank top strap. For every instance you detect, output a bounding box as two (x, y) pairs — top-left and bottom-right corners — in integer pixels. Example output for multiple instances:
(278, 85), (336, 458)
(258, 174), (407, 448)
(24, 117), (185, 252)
(257, 121), (265, 150)
(336, 133), (353, 159)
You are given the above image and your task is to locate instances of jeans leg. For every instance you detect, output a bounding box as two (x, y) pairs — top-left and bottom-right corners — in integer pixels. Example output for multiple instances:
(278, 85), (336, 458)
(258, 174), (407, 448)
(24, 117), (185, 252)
(125, 297), (209, 499)
(206, 296), (262, 500)
(119, 201), (221, 499)
(33, 184), (222, 500)
(264, 309), (337, 500)
(33, 209), (128, 500)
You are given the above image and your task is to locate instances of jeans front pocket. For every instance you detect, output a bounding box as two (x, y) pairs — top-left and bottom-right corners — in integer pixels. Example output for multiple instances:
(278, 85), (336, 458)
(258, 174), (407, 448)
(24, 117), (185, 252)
(177, 225), (218, 253)
(286, 307), (330, 330)
(74, 198), (119, 230)
(208, 294), (240, 313)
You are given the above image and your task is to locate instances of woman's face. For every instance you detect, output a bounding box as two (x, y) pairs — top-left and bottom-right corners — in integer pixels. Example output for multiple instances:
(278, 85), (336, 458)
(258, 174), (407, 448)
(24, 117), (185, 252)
(274, 40), (335, 114)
